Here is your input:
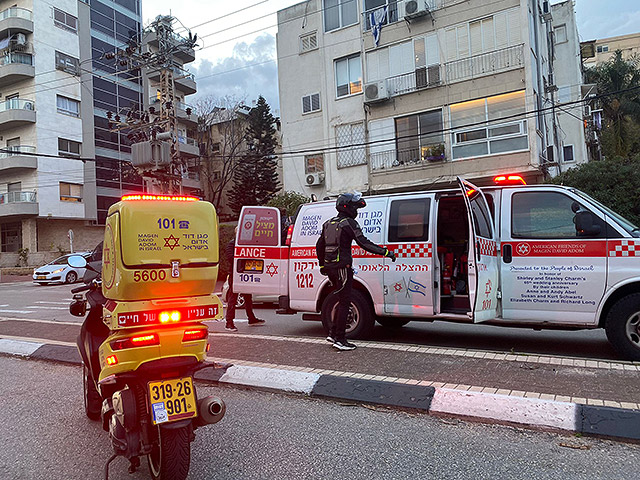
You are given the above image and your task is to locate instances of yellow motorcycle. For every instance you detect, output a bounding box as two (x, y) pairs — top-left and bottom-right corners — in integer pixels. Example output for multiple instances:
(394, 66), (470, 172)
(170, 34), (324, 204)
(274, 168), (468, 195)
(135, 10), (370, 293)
(69, 194), (225, 479)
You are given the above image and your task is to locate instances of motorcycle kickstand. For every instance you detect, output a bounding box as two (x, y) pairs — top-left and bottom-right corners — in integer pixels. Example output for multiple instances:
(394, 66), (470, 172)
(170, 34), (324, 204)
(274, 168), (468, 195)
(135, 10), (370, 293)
(104, 453), (118, 480)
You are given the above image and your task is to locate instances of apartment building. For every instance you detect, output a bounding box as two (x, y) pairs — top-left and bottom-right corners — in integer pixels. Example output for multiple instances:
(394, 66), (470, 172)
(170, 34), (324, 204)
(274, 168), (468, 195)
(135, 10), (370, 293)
(276, 0), (588, 198)
(581, 32), (640, 68)
(0, 0), (103, 264)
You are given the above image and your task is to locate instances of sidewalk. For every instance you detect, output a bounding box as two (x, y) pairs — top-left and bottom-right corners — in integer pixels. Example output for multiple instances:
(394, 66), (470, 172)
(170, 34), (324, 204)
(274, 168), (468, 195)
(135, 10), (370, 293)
(0, 318), (638, 442)
(0, 274), (32, 283)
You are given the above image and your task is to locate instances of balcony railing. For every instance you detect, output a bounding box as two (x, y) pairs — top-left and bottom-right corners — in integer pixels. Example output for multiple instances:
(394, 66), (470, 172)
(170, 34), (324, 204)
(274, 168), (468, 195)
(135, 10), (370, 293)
(182, 170), (200, 181)
(0, 98), (34, 111)
(0, 52), (33, 66)
(0, 145), (36, 158)
(387, 65), (442, 96)
(149, 96), (194, 112)
(370, 144), (445, 171)
(178, 136), (198, 147)
(445, 44), (524, 84)
(0, 190), (37, 204)
(0, 7), (32, 21)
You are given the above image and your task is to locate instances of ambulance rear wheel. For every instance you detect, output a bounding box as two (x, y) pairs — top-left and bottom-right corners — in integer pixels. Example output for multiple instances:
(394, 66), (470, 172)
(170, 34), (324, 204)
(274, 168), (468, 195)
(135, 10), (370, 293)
(376, 318), (410, 328)
(605, 294), (640, 361)
(321, 290), (374, 339)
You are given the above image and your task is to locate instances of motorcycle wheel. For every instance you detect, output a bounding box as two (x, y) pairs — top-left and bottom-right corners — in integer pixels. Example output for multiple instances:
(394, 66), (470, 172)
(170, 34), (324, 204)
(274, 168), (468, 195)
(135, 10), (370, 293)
(148, 425), (191, 480)
(83, 365), (101, 421)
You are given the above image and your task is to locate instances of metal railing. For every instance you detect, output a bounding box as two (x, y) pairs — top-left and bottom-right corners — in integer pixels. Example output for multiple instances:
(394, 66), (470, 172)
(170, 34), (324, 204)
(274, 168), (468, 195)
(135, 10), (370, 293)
(0, 191), (37, 204)
(0, 7), (33, 21)
(445, 44), (524, 84)
(178, 136), (198, 147)
(0, 98), (34, 111)
(0, 145), (36, 157)
(370, 145), (445, 171)
(387, 65), (442, 96)
(182, 170), (200, 180)
(0, 52), (33, 66)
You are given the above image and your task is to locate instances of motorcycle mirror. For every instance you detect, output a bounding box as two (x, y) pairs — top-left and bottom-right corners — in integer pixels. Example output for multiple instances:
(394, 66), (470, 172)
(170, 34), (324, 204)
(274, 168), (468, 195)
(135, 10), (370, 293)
(67, 255), (87, 269)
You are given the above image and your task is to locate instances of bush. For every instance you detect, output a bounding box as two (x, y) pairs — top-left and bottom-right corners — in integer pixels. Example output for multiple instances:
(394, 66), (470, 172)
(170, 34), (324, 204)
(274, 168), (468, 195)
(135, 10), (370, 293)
(551, 155), (640, 226)
(267, 191), (310, 217)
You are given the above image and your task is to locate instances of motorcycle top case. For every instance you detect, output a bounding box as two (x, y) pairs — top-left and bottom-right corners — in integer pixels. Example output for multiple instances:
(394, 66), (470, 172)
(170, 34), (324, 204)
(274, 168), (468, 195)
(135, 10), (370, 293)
(102, 197), (219, 301)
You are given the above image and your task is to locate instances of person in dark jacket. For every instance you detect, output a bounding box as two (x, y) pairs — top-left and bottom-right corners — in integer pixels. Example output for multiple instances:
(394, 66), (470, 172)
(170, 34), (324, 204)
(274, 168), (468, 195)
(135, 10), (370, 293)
(224, 232), (265, 332)
(316, 192), (396, 350)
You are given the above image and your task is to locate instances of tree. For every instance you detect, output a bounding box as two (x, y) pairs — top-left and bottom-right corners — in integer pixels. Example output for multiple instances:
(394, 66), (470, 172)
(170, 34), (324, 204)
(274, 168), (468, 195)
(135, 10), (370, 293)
(551, 154), (640, 226)
(196, 96), (248, 218)
(585, 51), (640, 158)
(228, 96), (280, 214)
(267, 191), (310, 217)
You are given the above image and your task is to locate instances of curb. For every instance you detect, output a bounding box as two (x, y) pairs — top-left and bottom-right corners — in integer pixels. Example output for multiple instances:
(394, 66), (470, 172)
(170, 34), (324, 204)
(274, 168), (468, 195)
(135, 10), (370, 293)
(1, 338), (639, 442)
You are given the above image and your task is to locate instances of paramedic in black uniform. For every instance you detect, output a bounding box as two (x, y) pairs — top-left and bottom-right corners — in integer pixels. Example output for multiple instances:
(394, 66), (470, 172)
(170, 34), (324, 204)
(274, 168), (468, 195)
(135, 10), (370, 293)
(316, 192), (396, 351)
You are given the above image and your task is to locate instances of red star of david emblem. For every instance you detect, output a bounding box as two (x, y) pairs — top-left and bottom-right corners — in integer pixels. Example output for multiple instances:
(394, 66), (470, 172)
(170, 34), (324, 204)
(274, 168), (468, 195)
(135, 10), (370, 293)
(266, 262), (278, 277)
(164, 235), (180, 251)
(394, 282), (403, 292)
(103, 248), (111, 265)
(517, 243), (531, 256)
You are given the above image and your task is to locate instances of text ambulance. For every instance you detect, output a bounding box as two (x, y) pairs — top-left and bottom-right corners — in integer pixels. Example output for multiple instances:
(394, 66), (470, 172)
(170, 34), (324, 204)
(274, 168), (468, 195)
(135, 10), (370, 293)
(232, 177), (640, 360)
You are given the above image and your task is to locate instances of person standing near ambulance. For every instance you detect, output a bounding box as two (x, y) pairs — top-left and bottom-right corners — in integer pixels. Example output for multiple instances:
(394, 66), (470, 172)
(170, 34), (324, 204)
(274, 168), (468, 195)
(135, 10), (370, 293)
(316, 192), (396, 350)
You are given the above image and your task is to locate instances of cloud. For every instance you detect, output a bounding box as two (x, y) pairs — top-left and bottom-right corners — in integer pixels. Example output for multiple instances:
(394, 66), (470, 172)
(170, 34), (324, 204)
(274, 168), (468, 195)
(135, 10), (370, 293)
(189, 33), (280, 113)
(576, 0), (640, 40)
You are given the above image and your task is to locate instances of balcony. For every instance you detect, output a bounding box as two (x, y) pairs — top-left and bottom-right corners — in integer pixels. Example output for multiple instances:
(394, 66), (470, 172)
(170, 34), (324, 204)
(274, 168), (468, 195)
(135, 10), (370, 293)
(0, 98), (36, 128)
(178, 136), (199, 157)
(149, 97), (197, 126)
(0, 52), (35, 87)
(0, 7), (33, 34)
(0, 145), (37, 173)
(386, 65), (442, 97)
(445, 44), (524, 84)
(144, 30), (196, 63)
(147, 66), (197, 95)
(370, 144), (445, 172)
(0, 190), (38, 218)
(181, 169), (201, 189)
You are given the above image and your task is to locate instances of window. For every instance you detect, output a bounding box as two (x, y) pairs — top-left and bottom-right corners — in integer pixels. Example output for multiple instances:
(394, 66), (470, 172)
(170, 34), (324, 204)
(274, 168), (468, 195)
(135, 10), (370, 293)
(55, 51), (79, 75)
(363, 0), (401, 30)
(302, 93), (321, 114)
(395, 109), (444, 165)
(60, 182), (83, 202)
(563, 145), (574, 163)
(389, 198), (430, 242)
(335, 54), (362, 97)
(450, 90), (528, 160)
(58, 138), (81, 158)
(469, 194), (493, 239)
(554, 25), (567, 44)
(57, 95), (80, 117)
(300, 32), (318, 53)
(324, 0), (357, 32)
(211, 143), (221, 153)
(0, 221), (22, 252)
(305, 154), (324, 174)
(511, 192), (605, 239)
(597, 45), (609, 53)
(54, 8), (77, 33)
(336, 122), (366, 168)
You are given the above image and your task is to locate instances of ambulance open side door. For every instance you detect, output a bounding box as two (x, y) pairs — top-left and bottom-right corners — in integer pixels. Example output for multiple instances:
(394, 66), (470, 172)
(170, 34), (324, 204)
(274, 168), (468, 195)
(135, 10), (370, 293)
(457, 177), (499, 322)
(233, 206), (288, 299)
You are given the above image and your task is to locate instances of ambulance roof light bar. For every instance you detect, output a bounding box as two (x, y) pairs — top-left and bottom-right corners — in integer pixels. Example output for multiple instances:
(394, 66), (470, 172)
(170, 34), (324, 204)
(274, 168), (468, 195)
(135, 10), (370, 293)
(121, 194), (199, 202)
(493, 175), (527, 186)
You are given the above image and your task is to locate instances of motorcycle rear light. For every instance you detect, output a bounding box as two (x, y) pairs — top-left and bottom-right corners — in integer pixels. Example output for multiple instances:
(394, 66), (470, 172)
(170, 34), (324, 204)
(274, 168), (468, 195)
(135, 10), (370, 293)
(160, 310), (181, 323)
(110, 333), (160, 351)
(106, 355), (118, 365)
(183, 328), (208, 342)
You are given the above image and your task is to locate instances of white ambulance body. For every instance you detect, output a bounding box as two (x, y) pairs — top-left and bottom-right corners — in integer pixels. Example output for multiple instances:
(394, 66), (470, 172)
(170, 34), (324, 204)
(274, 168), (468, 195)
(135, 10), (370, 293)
(232, 178), (640, 360)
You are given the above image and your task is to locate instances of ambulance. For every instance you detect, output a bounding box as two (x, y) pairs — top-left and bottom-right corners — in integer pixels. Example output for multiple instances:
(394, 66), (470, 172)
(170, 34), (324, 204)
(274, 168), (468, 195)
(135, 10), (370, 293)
(231, 177), (640, 360)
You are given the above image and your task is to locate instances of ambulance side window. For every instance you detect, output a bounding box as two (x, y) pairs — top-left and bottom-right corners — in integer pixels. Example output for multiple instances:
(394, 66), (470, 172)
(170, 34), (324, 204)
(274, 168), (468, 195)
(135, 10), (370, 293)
(389, 198), (430, 242)
(511, 192), (605, 239)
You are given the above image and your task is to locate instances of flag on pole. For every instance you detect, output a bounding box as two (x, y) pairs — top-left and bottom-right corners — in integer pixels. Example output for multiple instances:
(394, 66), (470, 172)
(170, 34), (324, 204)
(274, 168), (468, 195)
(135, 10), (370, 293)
(370, 6), (388, 47)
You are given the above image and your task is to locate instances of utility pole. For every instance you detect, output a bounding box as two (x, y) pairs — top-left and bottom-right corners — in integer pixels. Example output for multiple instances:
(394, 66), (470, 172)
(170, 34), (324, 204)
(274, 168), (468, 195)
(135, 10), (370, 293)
(104, 15), (197, 194)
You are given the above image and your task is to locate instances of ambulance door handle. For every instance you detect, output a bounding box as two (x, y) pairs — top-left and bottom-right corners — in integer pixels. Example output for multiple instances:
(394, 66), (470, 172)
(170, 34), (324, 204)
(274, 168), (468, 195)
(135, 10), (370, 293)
(502, 244), (512, 264)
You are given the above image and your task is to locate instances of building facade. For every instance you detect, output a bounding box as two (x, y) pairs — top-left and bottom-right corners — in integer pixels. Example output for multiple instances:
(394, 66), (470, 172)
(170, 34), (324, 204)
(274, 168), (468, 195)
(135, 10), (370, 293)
(276, 0), (588, 199)
(581, 32), (640, 68)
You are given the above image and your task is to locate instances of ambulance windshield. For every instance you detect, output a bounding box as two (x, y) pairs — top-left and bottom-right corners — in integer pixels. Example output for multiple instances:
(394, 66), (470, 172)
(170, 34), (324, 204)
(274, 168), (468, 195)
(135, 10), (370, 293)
(572, 189), (639, 237)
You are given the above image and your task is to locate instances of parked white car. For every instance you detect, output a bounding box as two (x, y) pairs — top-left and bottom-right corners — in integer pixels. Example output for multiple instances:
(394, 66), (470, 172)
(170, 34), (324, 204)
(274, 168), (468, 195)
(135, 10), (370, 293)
(32, 252), (91, 285)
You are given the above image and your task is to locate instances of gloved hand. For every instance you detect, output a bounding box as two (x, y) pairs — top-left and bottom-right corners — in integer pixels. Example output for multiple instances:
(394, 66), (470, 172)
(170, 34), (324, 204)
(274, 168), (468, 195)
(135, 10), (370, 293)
(385, 249), (397, 262)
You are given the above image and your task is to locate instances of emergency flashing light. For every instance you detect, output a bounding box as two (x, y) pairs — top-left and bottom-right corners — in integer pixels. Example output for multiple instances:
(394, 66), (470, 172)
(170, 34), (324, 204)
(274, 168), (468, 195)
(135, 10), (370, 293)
(160, 310), (181, 323)
(106, 355), (118, 365)
(465, 188), (477, 197)
(493, 175), (527, 185)
(183, 328), (208, 342)
(285, 224), (294, 246)
(121, 194), (199, 202)
(110, 333), (160, 351)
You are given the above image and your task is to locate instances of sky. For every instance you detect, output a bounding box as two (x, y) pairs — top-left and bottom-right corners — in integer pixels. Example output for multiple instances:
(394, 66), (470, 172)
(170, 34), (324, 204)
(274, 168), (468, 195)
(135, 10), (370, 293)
(141, 0), (640, 113)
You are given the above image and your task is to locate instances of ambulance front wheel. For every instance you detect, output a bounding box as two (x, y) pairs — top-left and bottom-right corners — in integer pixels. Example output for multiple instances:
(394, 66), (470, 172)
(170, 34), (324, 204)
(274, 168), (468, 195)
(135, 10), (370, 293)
(605, 293), (640, 361)
(321, 290), (374, 339)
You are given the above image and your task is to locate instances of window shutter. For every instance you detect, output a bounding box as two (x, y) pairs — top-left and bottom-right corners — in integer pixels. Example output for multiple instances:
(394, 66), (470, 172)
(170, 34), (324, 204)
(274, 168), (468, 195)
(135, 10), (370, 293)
(482, 17), (495, 52)
(507, 7), (521, 45)
(457, 25), (469, 59)
(494, 12), (508, 49)
(302, 96), (311, 113)
(445, 27), (458, 61)
(311, 93), (320, 111)
(426, 34), (439, 66)
(300, 32), (318, 53)
(469, 21), (482, 56)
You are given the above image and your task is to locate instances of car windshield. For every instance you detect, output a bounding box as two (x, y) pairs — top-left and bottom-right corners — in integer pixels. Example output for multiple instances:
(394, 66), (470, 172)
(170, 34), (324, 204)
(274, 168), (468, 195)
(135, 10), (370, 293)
(572, 189), (640, 237)
(51, 255), (71, 265)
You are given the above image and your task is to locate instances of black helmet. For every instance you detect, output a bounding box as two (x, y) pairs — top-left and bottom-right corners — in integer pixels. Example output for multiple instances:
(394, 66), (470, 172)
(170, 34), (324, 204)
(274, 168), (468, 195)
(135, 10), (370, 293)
(336, 191), (366, 218)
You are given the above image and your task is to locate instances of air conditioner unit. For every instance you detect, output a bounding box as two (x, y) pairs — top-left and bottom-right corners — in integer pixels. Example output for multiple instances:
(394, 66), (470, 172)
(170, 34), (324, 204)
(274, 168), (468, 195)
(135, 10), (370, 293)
(404, 0), (429, 20)
(305, 173), (325, 186)
(364, 81), (389, 104)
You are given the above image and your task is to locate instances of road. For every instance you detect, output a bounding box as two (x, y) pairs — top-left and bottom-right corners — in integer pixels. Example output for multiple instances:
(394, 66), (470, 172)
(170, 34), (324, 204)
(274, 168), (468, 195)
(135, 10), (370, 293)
(0, 356), (637, 480)
(0, 281), (618, 360)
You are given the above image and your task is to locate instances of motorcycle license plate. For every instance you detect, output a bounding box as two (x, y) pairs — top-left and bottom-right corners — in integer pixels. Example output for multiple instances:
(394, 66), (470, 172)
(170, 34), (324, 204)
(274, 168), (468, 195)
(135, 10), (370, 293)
(148, 377), (197, 425)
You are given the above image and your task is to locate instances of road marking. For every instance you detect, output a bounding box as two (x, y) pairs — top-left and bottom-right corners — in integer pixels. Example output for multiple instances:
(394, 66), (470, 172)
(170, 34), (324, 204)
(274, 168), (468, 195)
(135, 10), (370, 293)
(0, 338), (43, 356)
(0, 305), (8, 307)
(0, 309), (34, 314)
(0, 334), (75, 347)
(0, 317), (80, 326)
(26, 306), (69, 310)
(34, 301), (71, 305)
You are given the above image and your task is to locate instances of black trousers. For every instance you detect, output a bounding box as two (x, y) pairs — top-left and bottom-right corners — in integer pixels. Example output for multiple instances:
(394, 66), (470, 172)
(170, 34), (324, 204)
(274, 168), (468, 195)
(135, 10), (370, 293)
(225, 275), (257, 324)
(327, 266), (353, 341)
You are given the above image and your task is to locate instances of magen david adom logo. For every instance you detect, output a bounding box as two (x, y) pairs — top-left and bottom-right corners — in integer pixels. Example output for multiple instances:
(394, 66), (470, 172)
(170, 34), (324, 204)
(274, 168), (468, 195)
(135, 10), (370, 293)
(516, 242), (531, 256)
